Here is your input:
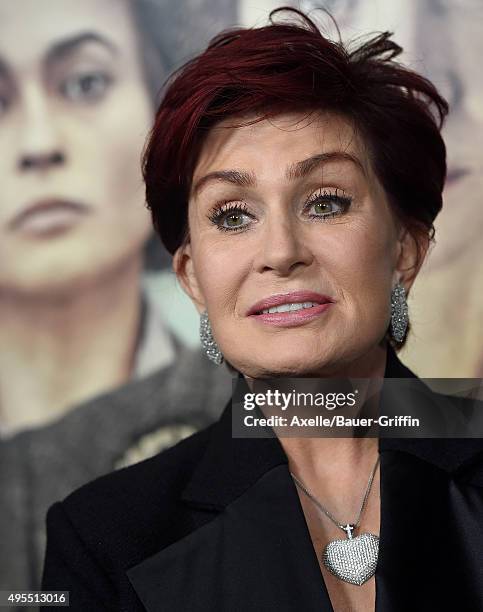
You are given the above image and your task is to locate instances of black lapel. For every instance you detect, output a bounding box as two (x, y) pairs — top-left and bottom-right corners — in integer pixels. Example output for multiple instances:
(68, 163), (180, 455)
(127, 378), (331, 611)
(128, 346), (483, 611)
(376, 348), (483, 610)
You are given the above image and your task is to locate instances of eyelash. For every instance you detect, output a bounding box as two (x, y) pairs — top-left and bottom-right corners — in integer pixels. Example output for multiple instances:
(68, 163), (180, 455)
(207, 189), (353, 233)
(207, 201), (252, 233)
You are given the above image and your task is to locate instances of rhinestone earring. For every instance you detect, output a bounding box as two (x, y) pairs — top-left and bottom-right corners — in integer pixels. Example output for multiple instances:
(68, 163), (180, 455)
(199, 311), (224, 365)
(390, 282), (409, 344)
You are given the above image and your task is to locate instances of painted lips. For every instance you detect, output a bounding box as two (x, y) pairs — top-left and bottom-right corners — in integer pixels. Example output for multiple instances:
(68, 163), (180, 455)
(8, 199), (89, 236)
(247, 291), (334, 327)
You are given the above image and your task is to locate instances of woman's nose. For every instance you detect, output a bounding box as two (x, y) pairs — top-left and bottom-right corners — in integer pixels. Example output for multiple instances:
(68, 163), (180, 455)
(254, 212), (313, 276)
(16, 85), (66, 173)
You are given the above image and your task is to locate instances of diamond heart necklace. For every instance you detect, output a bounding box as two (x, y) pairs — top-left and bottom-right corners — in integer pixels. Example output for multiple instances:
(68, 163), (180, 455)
(290, 455), (380, 586)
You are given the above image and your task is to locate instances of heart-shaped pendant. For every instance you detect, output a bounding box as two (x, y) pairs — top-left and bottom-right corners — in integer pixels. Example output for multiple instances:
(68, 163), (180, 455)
(322, 532), (379, 586)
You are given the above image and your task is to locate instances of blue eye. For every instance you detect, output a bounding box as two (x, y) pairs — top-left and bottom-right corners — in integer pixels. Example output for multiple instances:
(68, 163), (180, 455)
(60, 71), (112, 102)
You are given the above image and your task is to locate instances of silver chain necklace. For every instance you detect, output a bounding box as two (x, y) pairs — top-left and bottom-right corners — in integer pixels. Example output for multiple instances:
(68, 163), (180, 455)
(290, 455), (380, 586)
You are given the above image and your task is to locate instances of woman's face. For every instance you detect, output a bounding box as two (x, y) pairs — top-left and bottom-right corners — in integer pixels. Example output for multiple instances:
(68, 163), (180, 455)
(0, 0), (153, 296)
(177, 112), (418, 377)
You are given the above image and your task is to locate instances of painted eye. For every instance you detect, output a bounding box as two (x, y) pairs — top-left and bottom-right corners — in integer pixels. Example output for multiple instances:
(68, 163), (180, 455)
(61, 72), (112, 102)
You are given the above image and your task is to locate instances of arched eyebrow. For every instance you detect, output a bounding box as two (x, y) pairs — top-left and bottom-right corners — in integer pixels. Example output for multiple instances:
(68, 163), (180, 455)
(45, 32), (118, 67)
(191, 169), (255, 198)
(286, 151), (366, 180)
(192, 151), (365, 198)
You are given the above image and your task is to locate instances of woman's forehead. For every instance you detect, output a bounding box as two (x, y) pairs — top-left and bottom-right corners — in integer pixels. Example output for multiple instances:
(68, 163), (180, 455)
(192, 111), (371, 187)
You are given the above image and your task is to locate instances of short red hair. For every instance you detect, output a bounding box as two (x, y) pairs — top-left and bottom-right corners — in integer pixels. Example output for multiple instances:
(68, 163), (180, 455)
(143, 7), (448, 255)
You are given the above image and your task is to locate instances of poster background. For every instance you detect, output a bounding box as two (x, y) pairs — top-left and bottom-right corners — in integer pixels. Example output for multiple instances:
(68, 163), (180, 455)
(0, 0), (481, 599)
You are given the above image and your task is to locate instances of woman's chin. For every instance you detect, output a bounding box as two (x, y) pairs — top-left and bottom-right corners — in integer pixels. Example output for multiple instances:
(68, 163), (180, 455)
(234, 355), (336, 379)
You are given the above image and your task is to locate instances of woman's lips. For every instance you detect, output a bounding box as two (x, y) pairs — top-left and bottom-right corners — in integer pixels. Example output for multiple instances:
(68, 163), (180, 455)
(249, 301), (333, 327)
(8, 199), (89, 237)
(246, 290), (334, 327)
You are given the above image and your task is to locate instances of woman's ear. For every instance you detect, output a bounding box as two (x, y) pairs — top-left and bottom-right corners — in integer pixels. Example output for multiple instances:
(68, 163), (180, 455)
(395, 226), (430, 291)
(173, 242), (206, 313)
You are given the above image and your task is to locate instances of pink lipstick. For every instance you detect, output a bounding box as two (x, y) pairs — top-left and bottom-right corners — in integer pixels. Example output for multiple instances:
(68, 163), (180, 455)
(246, 290), (334, 328)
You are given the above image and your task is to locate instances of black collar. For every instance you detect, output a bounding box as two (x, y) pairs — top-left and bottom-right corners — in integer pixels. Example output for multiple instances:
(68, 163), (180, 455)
(181, 345), (483, 509)
(128, 345), (483, 612)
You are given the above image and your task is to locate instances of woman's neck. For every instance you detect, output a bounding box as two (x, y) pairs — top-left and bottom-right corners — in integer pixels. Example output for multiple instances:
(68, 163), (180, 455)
(249, 342), (387, 516)
(0, 256), (143, 435)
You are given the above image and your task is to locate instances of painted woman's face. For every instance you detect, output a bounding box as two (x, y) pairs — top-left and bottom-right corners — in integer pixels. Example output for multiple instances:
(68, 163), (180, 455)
(177, 112), (417, 378)
(404, 0), (483, 272)
(0, 0), (153, 296)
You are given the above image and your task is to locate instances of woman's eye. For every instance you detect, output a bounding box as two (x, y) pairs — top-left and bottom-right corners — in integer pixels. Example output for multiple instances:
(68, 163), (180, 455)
(310, 200), (341, 215)
(305, 191), (352, 219)
(223, 212), (249, 229)
(60, 72), (112, 102)
(208, 203), (254, 232)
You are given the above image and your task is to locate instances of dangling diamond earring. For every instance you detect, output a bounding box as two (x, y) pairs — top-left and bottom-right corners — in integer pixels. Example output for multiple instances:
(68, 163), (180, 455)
(390, 282), (409, 344)
(199, 311), (224, 365)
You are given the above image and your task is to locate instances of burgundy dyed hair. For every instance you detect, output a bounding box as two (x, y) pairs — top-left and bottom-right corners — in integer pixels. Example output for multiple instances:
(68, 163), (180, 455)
(143, 7), (448, 257)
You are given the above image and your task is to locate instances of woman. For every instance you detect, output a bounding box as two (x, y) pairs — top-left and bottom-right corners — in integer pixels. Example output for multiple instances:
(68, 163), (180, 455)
(0, 0), (233, 433)
(0, 0), (234, 597)
(42, 9), (483, 611)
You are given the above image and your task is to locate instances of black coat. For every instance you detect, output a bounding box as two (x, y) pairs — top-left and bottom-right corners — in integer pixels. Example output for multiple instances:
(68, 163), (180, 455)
(42, 348), (483, 611)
